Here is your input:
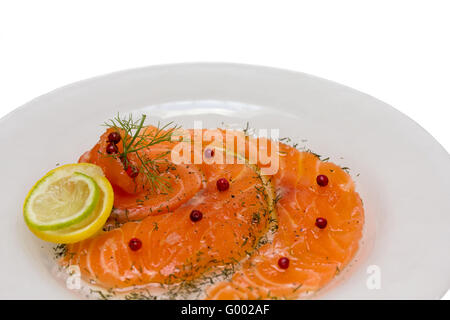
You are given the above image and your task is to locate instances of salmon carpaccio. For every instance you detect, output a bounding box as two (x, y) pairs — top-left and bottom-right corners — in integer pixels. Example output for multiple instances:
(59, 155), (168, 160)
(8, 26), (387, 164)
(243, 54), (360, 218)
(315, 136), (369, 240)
(63, 127), (364, 299)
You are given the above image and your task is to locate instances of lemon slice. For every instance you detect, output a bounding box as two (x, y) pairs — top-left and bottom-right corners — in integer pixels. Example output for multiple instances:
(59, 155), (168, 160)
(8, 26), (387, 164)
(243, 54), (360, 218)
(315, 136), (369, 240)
(24, 163), (114, 243)
(24, 169), (100, 231)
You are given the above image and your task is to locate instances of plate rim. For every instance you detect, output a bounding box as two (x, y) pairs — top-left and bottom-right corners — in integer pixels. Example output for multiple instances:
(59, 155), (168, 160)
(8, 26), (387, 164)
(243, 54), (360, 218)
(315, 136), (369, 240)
(1, 62), (449, 299)
(2, 61), (448, 157)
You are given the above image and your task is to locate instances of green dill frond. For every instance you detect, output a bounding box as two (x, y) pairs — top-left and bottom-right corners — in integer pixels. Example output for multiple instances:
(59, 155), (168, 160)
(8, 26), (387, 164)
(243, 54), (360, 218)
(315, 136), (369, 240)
(103, 113), (181, 193)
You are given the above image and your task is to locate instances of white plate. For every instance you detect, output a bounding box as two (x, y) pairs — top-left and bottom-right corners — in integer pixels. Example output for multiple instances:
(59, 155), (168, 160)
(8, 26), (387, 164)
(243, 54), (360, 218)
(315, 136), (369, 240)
(0, 63), (449, 299)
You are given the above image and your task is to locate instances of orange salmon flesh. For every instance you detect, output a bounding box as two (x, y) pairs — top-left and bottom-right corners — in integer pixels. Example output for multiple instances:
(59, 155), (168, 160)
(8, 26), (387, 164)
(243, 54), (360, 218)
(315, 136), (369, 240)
(63, 127), (364, 299)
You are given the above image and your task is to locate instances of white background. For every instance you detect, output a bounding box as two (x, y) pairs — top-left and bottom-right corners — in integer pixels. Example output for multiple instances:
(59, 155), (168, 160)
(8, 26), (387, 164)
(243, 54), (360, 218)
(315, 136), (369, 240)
(0, 0), (448, 299)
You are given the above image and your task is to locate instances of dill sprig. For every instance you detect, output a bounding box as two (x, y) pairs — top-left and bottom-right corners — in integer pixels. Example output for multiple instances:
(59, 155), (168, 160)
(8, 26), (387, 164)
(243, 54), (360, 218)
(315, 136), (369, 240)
(103, 113), (180, 193)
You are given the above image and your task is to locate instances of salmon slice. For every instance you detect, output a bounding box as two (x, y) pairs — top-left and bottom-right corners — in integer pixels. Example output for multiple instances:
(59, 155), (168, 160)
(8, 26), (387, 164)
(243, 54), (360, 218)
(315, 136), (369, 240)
(65, 132), (276, 288)
(79, 128), (204, 222)
(206, 147), (364, 299)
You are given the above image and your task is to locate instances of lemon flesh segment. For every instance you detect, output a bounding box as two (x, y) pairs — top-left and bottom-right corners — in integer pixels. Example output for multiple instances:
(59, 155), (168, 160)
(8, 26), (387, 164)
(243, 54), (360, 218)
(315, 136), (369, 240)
(24, 171), (100, 231)
(24, 163), (114, 244)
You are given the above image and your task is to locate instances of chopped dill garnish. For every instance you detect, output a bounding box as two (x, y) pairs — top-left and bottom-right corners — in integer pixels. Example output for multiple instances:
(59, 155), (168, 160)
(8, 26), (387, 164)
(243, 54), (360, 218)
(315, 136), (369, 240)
(335, 266), (341, 275)
(243, 121), (251, 136)
(293, 283), (303, 292)
(53, 244), (67, 259)
(279, 137), (292, 143)
(90, 289), (114, 300)
(252, 212), (261, 225)
(273, 190), (282, 205)
(124, 290), (157, 300)
(306, 149), (322, 159)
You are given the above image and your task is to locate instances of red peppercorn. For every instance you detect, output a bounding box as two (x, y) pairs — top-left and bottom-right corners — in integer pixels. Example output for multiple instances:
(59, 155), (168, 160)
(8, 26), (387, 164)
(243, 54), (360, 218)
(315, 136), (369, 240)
(126, 165), (139, 178)
(204, 148), (215, 159)
(316, 174), (329, 187)
(190, 210), (203, 222)
(216, 178), (230, 191)
(106, 142), (118, 154)
(128, 238), (142, 251)
(315, 217), (328, 229)
(278, 257), (290, 269)
(108, 131), (121, 144)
